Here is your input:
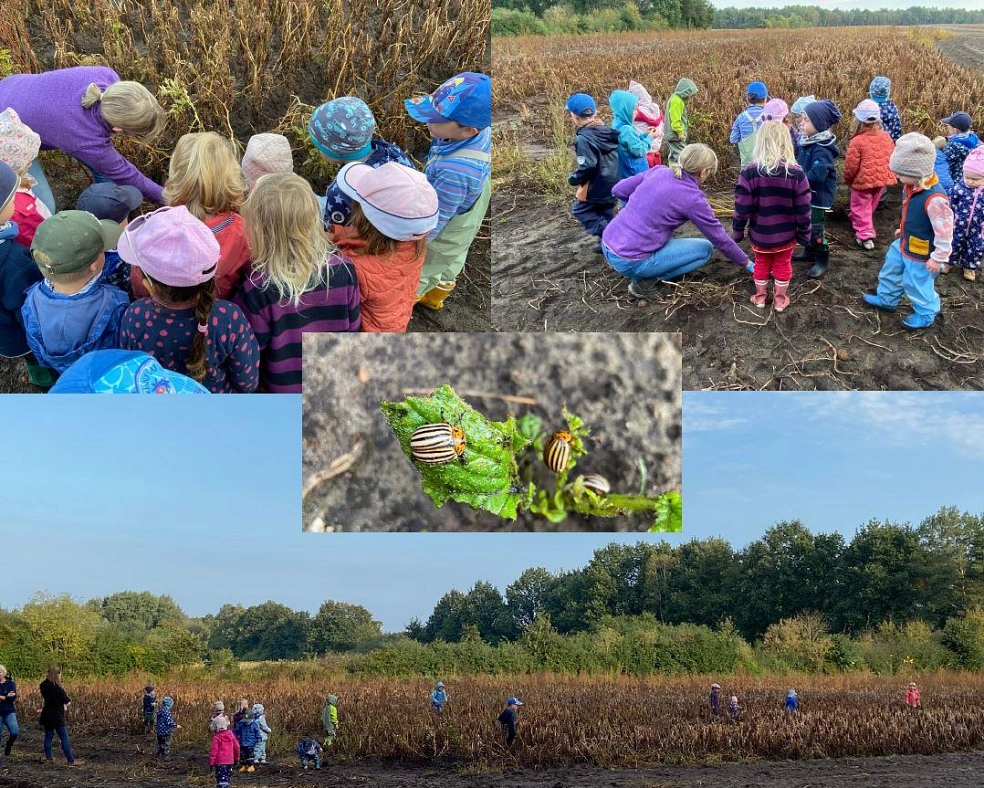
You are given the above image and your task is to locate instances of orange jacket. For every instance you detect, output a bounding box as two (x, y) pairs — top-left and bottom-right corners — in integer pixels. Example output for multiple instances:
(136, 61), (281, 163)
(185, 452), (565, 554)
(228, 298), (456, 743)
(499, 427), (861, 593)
(843, 128), (897, 191)
(331, 224), (424, 333)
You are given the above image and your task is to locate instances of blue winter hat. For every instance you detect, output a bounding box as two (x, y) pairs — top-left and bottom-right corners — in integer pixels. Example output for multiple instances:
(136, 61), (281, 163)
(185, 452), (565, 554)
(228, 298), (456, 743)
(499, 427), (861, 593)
(308, 97), (376, 161)
(746, 81), (768, 100)
(404, 72), (491, 130)
(162, 696), (174, 708)
(49, 350), (209, 394)
(565, 93), (596, 117)
(791, 95), (815, 116)
(804, 99), (842, 132)
(869, 76), (891, 103)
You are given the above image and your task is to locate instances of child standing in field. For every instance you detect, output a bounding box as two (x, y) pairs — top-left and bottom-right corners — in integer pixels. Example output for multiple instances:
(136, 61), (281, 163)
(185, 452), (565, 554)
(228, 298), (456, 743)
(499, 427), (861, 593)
(498, 696), (522, 746)
(77, 181), (144, 295)
(609, 89), (651, 181)
(565, 93), (619, 246)
(209, 701), (230, 732)
(118, 205), (260, 392)
(906, 682), (921, 709)
(155, 696), (181, 758)
(733, 121), (812, 312)
(863, 133), (954, 329)
(664, 78), (697, 165)
(762, 98), (795, 148)
(241, 133), (293, 192)
(708, 683), (721, 717)
(322, 694), (340, 749)
(209, 715), (239, 788)
(405, 72), (491, 311)
(330, 161), (438, 333)
(236, 173), (360, 391)
(297, 735), (323, 769)
(430, 681), (448, 713)
(942, 145), (984, 282)
(142, 685), (156, 733)
(730, 80), (768, 168)
(233, 709), (260, 772)
(628, 80), (664, 167)
(251, 703), (272, 765)
(0, 108), (50, 247)
(784, 689), (798, 714)
(869, 77), (902, 142)
(728, 694), (741, 721)
(794, 99), (841, 278)
(843, 99), (896, 250)
(939, 112), (980, 184)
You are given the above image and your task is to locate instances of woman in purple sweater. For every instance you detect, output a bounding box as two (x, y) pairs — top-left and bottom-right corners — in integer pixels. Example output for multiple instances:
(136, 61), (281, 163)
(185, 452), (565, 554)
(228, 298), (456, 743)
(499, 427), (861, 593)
(0, 66), (166, 212)
(601, 143), (752, 298)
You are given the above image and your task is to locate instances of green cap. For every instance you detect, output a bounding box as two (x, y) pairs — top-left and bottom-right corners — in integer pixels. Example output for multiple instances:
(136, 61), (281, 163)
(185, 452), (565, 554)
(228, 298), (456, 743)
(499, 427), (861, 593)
(31, 210), (124, 276)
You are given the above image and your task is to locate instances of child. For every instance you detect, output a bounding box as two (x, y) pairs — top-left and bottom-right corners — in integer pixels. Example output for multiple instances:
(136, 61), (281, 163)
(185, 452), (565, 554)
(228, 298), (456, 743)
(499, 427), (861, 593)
(0, 107), (49, 247)
(733, 121), (812, 311)
(906, 682), (921, 709)
(789, 95), (815, 154)
(208, 716), (239, 788)
(232, 698), (249, 728)
(784, 689), (799, 714)
(869, 77), (902, 142)
(241, 133), (293, 192)
(763, 98), (796, 151)
(863, 133), (954, 329)
(939, 112), (980, 184)
(236, 173), (360, 390)
(565, 93), (619, 245)
(155, 696), (181, 758)
(22, 210), (129, 374)
(628, 80), (663, 167)
(142, 685), (156, 733)
(498, 696), (522, 746)
(430, 681), (448, 713)
(730, 80), (768, 168)
(943, 145), (984, 281)
(322, 694), (339, 748)
(405, 72), (491, 310)
(297, 735), (323, 769)
(728, 694), (741, 721)
(309, 97), (414, 228)
(843, 99), (896, 250)
(77, 181), (143, 294)
(331, 162), (437, 332)
(118, 205), (260, 392)
(233, 708), (260, 773)
(251, 703), (271, 765)
(209, 700), (230, 732)
(794, 99), (841, 278)
(609, 89), (651, 181)
(932, 136), (955, 193)
(664, 78), (698, 165)
(132, 132), (250, 300)
(708, 683), (721, 717)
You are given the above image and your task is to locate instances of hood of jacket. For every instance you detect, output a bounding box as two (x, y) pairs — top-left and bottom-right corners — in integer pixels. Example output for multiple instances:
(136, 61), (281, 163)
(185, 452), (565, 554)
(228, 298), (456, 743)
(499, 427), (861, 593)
(577, 123), (619, 153)
(609, 90), (639, 129)
(674, 78), (698, 99)
(25, 281), (126, 367)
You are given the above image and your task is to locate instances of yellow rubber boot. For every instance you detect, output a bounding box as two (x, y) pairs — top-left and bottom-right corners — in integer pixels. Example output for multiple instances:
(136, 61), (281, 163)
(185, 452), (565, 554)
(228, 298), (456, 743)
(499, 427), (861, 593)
(416, 281), (456, 310)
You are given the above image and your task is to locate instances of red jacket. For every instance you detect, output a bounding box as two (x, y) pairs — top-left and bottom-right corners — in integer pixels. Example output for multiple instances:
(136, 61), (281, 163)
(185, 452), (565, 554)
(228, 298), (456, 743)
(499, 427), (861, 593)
(843, 128), (896, 191)
(209, 729), (240, 766)
(332, 224), (424, 333)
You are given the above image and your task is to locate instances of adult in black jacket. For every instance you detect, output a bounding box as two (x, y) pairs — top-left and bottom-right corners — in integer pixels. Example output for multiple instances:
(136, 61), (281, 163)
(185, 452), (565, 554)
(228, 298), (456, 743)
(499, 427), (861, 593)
(0, 665), (18, 762)
(39, 667), (76, 765)
(566, 94), (620, 244)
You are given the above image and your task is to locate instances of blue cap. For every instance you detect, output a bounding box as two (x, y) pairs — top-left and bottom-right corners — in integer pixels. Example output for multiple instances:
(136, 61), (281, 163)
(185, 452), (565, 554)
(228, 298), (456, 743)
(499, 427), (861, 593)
(942, 111), (972, 132)
(747, 81), (768, 100)
(77, 182), (144, 223)
(404, 72), (491, 130)
(507, 697), (523, 706)
(565, 93), (596, 117)
(49, 350), (210, 394)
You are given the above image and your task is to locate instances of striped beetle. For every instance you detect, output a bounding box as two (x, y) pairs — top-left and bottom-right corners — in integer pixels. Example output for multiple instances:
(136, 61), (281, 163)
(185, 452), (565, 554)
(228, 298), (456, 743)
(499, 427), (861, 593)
(580, 474), (611, 496)
(410, 419), (467, 465)
(543, 429), (574, 473)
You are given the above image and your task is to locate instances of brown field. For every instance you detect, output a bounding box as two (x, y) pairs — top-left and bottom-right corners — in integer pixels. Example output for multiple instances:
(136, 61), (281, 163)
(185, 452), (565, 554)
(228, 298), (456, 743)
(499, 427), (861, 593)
(492, 26), (984, 390)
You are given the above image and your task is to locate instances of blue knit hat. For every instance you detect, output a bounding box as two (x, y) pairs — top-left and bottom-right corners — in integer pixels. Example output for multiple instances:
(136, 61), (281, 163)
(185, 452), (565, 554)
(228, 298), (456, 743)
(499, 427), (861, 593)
(565, 93), (596, 117)
(308, 97), (376, 161)
(804, 99), (842, 133)
(869, 76), (891, 104)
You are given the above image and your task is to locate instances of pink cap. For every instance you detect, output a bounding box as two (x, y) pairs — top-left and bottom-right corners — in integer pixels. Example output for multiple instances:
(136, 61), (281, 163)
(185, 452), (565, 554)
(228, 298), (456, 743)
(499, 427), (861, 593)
(336, 161), (439, 241)
(853, 99), (882, 123)
(118, 205), (220, 287)
(963, 145), (984, 177)
(762, 99), (788, 122)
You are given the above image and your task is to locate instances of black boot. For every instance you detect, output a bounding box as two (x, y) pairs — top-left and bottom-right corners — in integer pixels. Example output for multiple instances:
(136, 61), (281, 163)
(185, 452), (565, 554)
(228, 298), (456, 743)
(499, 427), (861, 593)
(807, 245), (829, 278)
(793, 241), (816, 262)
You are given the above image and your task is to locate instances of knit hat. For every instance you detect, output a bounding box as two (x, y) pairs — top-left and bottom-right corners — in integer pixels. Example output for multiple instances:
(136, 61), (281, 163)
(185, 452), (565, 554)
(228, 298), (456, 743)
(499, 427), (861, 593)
(252, 703), (264, 715)
(730, 696), (738, 704)
(0, 107), (40, 176)
(890, 132), (937, 178)
(853, 99), (882, 123)
(50, 352), (211, 394)
(436, 681), (445, 688)
(77, 182), (144, 223)
(404, 72), (491, 130)
(242, 133), (293, 188)
(804, 99), (842, 132)
(145, 685), (155, 692)
(762, 98), (789, 122)
(336, 161), (439, 241)
(31, 210), (123, 276)
(565, 93), (596, 117)
(117, 205), (219, 286)
(212, 701), (225, 713)
(962, 145), (984, 178)
(869, 76), (891, 103)
(309, 97), (376, 161)
(746, 81), (768, 101)
(212, 716), (229, 732)
(162, 696), (174, 708)
(942, 111), (972, 132)
(790, 95), (816, 116)
(0, 160), (17, 214)
(710, 683), (721, 689)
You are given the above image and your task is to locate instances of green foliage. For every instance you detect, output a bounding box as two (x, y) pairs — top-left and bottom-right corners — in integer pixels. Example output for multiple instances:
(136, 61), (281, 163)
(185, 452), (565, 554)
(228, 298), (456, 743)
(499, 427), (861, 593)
(491, 7), (549, 35)
(309, 601), (383, 653)
(942, 608), (984, 670)
(762, 613), (833, 673)
(711, 4), (984, 29)
(491, 0), (710, 34)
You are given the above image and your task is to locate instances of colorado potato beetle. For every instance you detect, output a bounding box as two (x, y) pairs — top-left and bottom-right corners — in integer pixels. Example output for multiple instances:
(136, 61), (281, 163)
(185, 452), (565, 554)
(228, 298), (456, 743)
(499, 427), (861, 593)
(410, 421), (467, 465)
(543, 429), (573, 473)
(581, 474), (611, 496)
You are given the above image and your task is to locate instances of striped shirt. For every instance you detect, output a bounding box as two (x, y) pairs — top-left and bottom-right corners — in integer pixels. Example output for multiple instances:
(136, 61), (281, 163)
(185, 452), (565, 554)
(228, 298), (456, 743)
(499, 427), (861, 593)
(425, 128), (492, 241)
(733, 162), (813, 250)
(234, 258), (361, 394)
(729, 106), (766, 144)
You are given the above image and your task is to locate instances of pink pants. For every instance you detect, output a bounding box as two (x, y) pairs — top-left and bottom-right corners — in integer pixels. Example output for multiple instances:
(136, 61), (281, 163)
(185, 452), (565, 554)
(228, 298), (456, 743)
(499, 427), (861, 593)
(850, 187), (881, 241)
(752, 244), (794, 281)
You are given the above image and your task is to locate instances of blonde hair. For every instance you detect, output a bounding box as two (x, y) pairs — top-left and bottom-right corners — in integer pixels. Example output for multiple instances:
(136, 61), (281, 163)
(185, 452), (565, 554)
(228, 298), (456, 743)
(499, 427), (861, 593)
(852, 118), (882, 136)
(670, 143), (718, 180)
(164, 132), (246, 219)
(82, 81), (165, 143)
(242, 172), (332, 307)
(750, 121), (798, 176)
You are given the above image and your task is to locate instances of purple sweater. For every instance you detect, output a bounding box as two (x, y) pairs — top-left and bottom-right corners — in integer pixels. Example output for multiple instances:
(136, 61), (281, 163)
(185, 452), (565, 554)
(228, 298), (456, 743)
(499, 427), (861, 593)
(733, 163), (812, 250)
(0, 67), (164, 203)
(602, 166), (748, 266)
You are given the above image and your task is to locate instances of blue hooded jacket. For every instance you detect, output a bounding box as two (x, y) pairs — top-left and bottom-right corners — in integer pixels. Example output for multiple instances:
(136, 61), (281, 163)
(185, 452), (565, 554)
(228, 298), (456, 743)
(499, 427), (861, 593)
(796, 133), (840, 209)
(0, 220), (42, 358)
(609, 90), (650, 180)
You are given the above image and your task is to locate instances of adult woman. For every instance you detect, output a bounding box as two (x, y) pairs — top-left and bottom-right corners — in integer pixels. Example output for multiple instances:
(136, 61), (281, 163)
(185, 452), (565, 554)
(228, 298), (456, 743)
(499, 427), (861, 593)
(0, 665), (18, 762)
(39, 666), (76, 765)
(0, 66), (166, 212)
(601, 143), (752, 297)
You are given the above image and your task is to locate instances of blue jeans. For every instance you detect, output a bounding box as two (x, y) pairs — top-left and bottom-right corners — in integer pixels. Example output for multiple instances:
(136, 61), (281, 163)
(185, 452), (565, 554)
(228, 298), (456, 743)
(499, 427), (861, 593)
(602, 237), (714, 281)
(44, 725), (74, 763)
(28, 158), (111, 215)
(0, 712), (18, 754)
(875, 239), (940, 319)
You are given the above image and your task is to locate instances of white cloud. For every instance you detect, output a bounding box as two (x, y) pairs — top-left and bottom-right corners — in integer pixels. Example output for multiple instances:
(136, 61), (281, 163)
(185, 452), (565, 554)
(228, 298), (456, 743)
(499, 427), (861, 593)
(684, 397), (747, 432)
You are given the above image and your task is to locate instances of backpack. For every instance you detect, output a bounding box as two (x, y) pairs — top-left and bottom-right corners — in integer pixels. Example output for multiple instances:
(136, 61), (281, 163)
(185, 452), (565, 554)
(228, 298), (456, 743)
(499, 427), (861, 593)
(737, 111), (765, 167)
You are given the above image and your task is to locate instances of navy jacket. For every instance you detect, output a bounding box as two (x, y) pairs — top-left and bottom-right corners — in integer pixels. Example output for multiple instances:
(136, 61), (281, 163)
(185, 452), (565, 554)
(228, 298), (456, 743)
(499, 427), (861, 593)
(0, 679), (17, 716)
(569, 124), (619, 205)
(796, 135), (840, 209)
(0, 222), (42, 358)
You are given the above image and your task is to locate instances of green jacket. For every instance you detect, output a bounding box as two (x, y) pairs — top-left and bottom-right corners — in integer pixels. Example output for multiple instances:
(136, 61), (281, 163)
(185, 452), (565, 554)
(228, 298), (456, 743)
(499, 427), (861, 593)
(666, 78), (698, 143)
(322, 697), (339, 734)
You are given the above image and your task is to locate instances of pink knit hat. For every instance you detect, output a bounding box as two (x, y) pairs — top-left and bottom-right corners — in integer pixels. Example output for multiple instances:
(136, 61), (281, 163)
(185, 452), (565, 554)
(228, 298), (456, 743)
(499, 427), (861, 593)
(242, 133), (293, 189)
(762, 99), (788, 122)
(0, 107), (40, 176)
(963, 145), (984, 178)
(853, 99), (882, 123)
(118, 205), (220, 286)
(336, 161), (439, 241)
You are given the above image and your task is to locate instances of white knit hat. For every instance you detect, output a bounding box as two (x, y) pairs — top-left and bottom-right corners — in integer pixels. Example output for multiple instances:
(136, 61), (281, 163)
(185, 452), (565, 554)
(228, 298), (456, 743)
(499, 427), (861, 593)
(242, 133), (293, 189)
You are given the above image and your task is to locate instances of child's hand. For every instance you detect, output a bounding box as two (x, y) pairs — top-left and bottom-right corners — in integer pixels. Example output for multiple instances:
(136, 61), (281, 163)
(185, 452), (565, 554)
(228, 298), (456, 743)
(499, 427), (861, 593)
(894, 229), (901, 239)
(575, 183), (589, 202)
(933, 136), (946, 149)
(926, 260), (943, 274)
(744, 260), (754, 274)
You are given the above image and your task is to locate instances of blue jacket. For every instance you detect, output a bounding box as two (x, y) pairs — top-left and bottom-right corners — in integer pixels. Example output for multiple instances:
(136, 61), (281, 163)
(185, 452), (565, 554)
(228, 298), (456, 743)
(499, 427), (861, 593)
(234, 717), (261, 748)
(156, 706), (177, 736)
(142, 692), (156, 714)
(950, 181), (984, 267)
(935, 149), (954, 193)
(0, 679), (17, 716)
(610, 90), (649, 180)
(943, 132), (981, 182)
(21, 279), (127, 372)
(569, 124), (619, 204)
(796, 133), (840, 209)
(0, 222), (42, 358)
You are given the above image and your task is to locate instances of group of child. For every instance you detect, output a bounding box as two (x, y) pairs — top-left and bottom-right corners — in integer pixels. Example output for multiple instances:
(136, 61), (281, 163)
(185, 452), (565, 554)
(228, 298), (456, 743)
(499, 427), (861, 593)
(708, 682), (922, 721)
(0, 67), (492, 393)
(567, 75), (983, 329)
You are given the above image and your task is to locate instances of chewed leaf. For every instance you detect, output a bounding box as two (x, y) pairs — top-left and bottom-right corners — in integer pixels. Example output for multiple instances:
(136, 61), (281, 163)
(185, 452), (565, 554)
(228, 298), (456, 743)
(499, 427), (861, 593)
(381, 384), (532, 520)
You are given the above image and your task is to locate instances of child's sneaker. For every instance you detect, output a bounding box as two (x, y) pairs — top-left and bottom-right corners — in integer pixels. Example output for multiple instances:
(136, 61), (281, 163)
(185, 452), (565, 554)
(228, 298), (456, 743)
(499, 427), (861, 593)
(854, 238), (874, 251)
(963, 268), (977, 282)
(940, 264), (952, 275)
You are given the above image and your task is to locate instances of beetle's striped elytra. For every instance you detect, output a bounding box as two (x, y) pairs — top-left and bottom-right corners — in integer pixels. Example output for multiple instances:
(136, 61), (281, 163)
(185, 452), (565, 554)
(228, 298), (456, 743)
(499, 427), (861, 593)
(410, 421), (467, 465)
(581, 474), (611, 496)
(543, 429), (573, 473)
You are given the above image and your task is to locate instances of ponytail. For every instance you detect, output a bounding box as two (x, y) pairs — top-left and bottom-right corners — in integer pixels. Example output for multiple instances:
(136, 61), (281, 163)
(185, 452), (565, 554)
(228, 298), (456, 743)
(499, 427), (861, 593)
(186, 279), (216, 383)
(81, 83), (103, 109)
(672, 143), (719, 180)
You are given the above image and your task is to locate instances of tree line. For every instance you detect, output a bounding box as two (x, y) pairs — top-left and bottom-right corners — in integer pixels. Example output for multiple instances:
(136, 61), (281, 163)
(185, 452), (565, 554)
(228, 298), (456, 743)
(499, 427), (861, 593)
(712, 5), (984, 29)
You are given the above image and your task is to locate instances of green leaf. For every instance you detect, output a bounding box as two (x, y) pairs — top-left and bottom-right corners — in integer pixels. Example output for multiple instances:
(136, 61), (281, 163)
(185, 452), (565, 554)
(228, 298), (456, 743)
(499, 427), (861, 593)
(649, 491), (683, 533)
